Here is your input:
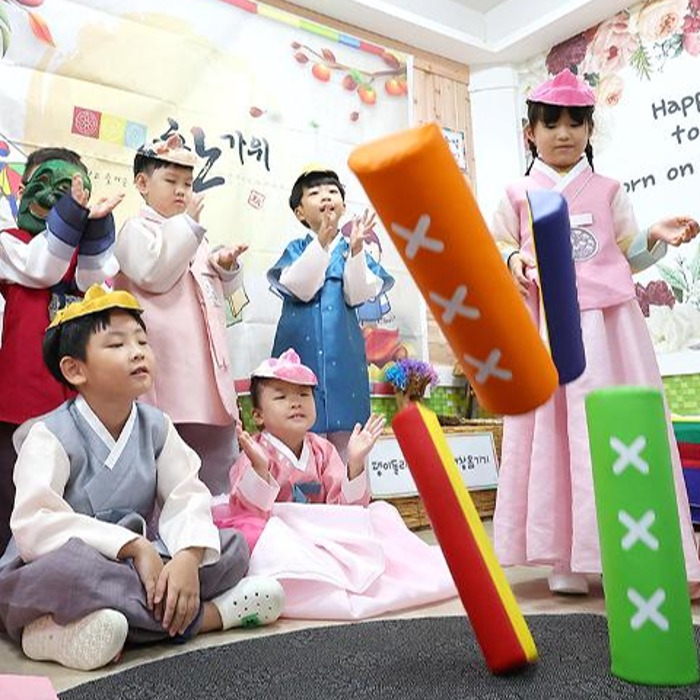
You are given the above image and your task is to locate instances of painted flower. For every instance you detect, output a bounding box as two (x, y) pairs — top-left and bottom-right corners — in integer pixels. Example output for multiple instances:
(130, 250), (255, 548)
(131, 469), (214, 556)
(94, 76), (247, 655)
(636, 279), (676, 316)
(646, 303), (700, 352)
(683, 9), (700, 54)
(545, 31), (592, 74)
(636, 282), (651, 316)
(683, 29), (700, 55)
(597, 73), (625, 107)
(582, 12), (637, 75)
(635, 0), (688, 43)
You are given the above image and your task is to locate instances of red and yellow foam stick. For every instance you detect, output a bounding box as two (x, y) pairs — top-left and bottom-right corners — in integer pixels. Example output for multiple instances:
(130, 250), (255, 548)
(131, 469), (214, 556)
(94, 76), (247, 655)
(348, 122), (557, 415)
(393, 402), (537, 673)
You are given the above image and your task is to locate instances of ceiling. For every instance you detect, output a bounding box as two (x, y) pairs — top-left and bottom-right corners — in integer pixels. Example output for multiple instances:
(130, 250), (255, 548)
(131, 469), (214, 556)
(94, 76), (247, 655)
(289, 0), (632, 65)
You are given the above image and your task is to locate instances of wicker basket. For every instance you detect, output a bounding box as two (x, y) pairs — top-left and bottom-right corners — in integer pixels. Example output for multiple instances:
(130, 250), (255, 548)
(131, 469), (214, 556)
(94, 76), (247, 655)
(375, 418), (502, 530)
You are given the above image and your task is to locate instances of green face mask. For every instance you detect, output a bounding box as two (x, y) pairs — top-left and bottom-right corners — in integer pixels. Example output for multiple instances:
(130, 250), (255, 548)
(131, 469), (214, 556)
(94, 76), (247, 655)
(17, 159), (92, 235)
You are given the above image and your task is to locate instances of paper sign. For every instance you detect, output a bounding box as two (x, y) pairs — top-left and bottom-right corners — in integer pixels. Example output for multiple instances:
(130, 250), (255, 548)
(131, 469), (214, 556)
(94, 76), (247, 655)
(368, 430), (499, 498)
(442, 126), (467, 172)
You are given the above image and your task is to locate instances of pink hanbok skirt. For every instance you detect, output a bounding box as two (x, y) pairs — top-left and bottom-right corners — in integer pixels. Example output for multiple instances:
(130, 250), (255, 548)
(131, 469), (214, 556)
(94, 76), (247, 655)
(493, 297), (700, 579)
(245, 501), (457, 619)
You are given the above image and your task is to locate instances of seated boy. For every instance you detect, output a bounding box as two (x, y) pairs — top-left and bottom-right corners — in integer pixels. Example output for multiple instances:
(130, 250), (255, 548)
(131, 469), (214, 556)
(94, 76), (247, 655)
(0, 286), (284, 671)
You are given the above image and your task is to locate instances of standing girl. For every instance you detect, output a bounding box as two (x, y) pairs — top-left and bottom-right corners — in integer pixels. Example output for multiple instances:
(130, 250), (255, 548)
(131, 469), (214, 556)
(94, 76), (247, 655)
(492, 69), (700, 595)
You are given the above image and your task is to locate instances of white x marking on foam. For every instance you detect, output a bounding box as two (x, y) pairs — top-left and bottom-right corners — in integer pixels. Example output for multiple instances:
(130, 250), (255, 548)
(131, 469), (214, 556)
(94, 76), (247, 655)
(628, 588), (668, 632)
(429, 285), (480, 324)
(619, 510), (659, 552)
(610, 436), (648, 475)
(391, 215), (444, 260)
(462, 349), (512, 384)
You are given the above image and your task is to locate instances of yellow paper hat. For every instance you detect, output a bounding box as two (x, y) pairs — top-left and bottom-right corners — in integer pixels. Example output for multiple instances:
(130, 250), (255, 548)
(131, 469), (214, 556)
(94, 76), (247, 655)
(48, 285), (143, 329)
(296, 162), (338, 180)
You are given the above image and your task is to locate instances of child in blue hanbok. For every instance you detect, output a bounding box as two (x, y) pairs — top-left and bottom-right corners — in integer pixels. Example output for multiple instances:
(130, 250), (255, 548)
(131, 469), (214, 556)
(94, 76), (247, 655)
(268, 167), (394, 458)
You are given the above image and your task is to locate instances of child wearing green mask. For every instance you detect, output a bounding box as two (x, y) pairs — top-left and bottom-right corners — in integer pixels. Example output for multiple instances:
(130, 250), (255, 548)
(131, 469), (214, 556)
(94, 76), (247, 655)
(0, 146), (123, 553)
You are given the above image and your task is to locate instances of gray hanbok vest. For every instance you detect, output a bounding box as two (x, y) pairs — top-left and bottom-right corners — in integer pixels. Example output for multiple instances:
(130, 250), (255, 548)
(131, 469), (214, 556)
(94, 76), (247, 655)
(0, 400), (169, 568)
(44, 400), (168, 532)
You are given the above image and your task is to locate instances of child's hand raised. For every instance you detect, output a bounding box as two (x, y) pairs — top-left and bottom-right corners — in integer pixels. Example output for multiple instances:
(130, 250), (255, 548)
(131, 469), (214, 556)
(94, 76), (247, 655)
(214, 243), (249, 271)
(317, 209), (337, 250)
(186, 192), (205, 222)
(649, 216), (700, 247)
(349, 209), (376, 256)
(87, 193), (125, 219)
(70, 172), (90, 208)
(346, 413), (386, 480)
(237, 424), (271, 481)
(71, 172), (126, 219)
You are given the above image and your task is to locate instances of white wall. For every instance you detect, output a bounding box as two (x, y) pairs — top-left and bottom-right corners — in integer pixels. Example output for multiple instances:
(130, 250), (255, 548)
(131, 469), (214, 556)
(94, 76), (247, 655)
(468, 65), (524, 222)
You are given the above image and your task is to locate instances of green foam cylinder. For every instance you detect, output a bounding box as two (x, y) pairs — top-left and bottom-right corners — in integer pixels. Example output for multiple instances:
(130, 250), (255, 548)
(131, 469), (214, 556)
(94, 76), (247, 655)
(586, 386), (698, 686)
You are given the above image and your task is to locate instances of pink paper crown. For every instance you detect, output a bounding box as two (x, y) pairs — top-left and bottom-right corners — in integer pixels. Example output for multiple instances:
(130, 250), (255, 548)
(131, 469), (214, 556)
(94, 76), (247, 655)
(528, 69), (595, 107)
(251, 348), (317, 386)
(138, 133), (198, 168)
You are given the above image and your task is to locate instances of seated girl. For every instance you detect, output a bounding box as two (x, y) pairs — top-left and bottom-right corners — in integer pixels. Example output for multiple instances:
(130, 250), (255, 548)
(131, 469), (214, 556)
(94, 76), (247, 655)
(213, 348), (457, 620)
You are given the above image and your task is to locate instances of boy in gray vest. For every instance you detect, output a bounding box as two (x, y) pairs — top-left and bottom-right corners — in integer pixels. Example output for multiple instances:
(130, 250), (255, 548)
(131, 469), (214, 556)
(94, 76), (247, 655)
(0, 285), (284, 671)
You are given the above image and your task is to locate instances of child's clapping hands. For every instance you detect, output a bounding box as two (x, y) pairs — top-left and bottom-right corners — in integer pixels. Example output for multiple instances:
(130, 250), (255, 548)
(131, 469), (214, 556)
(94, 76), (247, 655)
(213, 243), (249, 271)
(70, 172), (124, 219)
(349, 209), (377, 256)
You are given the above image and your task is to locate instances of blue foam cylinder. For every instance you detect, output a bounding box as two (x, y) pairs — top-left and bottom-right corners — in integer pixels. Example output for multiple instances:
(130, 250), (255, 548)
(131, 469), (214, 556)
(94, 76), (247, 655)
(527, 190), (585, 385)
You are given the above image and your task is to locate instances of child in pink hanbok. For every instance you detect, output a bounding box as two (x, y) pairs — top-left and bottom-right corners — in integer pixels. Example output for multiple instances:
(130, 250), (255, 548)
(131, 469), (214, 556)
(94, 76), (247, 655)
(213, 349), (457, 619)
(491, 69), (700, 595)
(114, 134), (247, 497)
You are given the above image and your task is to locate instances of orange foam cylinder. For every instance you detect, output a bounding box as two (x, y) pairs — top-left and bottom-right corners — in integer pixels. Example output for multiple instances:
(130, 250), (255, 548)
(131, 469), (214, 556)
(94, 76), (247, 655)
(393, 402), (537, 673)
(348, 122), (558, 415)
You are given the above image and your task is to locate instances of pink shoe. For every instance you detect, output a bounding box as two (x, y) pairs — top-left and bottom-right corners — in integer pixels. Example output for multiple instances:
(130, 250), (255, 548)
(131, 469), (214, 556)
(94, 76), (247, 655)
(548, 567), (589, 595)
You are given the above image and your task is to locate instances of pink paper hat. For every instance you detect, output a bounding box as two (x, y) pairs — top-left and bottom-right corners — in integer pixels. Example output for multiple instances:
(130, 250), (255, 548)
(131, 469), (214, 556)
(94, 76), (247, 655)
(251, 348), (318, 386)
(528, 69), (595, 107)
(138, 133), (198, 168)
